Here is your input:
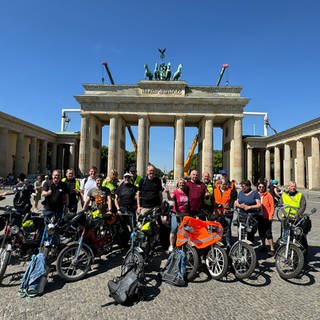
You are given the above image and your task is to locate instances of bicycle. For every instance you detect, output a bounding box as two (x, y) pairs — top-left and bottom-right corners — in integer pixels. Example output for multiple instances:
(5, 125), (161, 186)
(274, 204), (316, 279)
(228, 208), (257, 279)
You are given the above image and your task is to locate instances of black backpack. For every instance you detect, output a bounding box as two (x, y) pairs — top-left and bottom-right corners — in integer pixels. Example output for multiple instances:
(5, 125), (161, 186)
(161, 248), (186, 286)
(13, 185), (32, 214)
(108, 263), (145, 305)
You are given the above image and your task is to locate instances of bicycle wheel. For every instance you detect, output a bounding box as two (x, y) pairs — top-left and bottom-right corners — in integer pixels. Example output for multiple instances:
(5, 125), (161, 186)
(56, 243), (92, 282)
(229, 241), (256, 279)
(205, 245), (228, 280)
(275, 244), (304, 279)
(0, 243), (12, 282)
(122, 249), (144, 275)
(183, 244), (199, 281)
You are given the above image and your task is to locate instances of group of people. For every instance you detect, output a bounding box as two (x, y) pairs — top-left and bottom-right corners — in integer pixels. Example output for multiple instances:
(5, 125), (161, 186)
(1, 167), (308, 258)
(166, 169), (307, 257)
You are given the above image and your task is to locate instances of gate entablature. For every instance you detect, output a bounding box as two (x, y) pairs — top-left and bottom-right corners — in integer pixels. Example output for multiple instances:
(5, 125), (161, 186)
(76, 80), (249, 181)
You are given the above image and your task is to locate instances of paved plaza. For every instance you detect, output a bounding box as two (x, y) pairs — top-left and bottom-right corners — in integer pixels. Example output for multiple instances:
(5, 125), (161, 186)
(0, 192), (320, 320)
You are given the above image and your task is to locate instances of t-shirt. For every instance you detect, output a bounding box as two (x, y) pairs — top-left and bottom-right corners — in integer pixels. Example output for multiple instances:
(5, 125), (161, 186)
(80, 176), (97, 200)
(171, 189), (189, 213)
(42, 180), (68, 211)
(237, 190), (261, 215)
(138, 176), (162, 208)
(185, 180), (207, 211)
(87, 186), (110, 214)
(115, 182), (137, 209)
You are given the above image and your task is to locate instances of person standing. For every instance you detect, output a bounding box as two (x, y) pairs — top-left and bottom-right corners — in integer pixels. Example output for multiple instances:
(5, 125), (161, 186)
(235, 180), (262, 243)
(129, 166), (142, 188)
(165, 178), (189, 252)
(61, 168), (80, 214)
(202, 172), (214, 213)
(213, 178), (238, 248)
(114, 172), (138, 230)
(83, 175), (112, 214)
(185, 170), (208, 218)
(136, 165), (163, 216)
(80, 166), (97, 206)
(257, 182), (275, 255)
(41, 170), (69, 222)
(33, 175), (42, 212)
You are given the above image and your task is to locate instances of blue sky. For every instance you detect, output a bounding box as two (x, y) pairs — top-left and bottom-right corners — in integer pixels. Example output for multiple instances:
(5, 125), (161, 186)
(1, 0), (319, 172)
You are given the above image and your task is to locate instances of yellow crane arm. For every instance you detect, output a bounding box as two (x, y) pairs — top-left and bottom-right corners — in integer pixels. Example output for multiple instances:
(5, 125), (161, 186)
(127, 125), (137, 155)
(184, 134), (199, 176)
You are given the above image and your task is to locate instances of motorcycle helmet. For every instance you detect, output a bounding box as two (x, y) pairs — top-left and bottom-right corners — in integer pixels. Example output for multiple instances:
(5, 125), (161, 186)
(22, 219), (35, 233)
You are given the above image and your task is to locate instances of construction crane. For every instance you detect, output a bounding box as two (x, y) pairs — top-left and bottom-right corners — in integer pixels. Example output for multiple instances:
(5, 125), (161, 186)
(184, 134), (199, 176)
(101, 61), (137, 154)
(216, 64), (229, 86)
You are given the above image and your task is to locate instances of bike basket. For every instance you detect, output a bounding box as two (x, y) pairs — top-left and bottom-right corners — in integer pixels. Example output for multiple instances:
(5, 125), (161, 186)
(22, 219), (36, 233)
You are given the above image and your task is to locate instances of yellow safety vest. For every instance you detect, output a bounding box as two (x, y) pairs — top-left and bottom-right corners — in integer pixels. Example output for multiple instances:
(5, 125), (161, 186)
(281, 192), (302, 217)
(134, 175), (142, 188)
(61, 177), (80, 190)
(204, 182), (213, 206)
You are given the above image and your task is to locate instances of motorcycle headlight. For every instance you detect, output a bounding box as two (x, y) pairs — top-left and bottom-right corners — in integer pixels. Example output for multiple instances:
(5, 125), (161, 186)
(47, 223), (56, 235)
(10, 225), (20, 235)
(294, 227), (303, 237)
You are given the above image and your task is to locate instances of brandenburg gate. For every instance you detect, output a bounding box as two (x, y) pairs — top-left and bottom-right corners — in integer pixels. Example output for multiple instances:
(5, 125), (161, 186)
(75, 80), (249, 180)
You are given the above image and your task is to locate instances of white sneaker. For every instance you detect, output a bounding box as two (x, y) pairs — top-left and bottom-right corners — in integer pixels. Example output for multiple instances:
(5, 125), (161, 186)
(168, 245), (174, 253)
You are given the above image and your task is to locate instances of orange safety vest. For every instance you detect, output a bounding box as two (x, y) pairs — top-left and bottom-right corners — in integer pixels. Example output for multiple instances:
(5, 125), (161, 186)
(213, 187), (233, 215)
(176, 216), (223, 249)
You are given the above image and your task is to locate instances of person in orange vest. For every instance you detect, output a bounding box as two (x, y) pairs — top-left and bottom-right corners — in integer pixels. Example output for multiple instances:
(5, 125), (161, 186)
(212, 178), (237, 248)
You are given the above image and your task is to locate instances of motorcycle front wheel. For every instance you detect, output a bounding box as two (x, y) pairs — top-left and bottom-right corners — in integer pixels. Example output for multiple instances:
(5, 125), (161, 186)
(0, 243), (12, 282)
(229, 241), (256, 279)
(182, 244), (199, 281)
(275, 243), (304, 279)
(56, 243), (92, 282)
(205, 245), (228, 280)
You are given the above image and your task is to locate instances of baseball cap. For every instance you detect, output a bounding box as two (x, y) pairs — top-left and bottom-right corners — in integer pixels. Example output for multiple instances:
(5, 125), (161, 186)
(129, 166), (136, 172)
(123, 172), (133, 178)
(219, 169), (228, 175)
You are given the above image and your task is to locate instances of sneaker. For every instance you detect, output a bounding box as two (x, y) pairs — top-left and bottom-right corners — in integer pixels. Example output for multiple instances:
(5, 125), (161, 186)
(168, 245), (174, 253)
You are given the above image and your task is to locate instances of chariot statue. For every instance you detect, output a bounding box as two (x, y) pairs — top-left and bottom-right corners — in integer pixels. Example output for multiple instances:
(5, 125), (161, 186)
(144, 49), (182, 81)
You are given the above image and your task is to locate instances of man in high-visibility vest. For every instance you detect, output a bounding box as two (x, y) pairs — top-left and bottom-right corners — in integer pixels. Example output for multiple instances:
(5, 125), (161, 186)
(129, 166), (142, 188)
(202, 172), (214, 213)
(280, 181), (306, 218)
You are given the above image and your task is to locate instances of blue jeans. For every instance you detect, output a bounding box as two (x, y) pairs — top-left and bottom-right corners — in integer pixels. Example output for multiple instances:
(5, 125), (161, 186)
(171, 214), (179, 235)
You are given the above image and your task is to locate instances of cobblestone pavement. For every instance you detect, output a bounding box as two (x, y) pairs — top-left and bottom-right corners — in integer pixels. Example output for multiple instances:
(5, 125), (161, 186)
(1, 192), (320, 320)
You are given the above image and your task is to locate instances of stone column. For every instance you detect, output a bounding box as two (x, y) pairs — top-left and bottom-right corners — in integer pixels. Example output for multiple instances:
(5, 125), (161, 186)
(232, 117), (243, 183)
(107, 115), (119, 175)
(310, 136), (320, 189)
(79, 115), (89, 175)
(50, 143), (57, 170)
(0, 127), (9, 177)
(145, 118), (150, 169)
(283, 143), (291, 186)
(247, 146), (253, 182)
(29, 137), (37, 173)
(201, 117), (213, 176)
(69, 143), (75, 170)
(40, 140), (48, 173)
(174, 116), (185, 179)
(15, 132), (25, 175)
(137, 115), (147, 176)
(265, 148), (271, 181)
(274, 146), (281, 183)
(296, 139), (305, 188)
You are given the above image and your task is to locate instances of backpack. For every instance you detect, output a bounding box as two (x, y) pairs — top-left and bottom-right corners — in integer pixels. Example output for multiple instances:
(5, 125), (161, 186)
(161, 248), (186, 286)
(19, 252), (48, 298)
(13, 184), (32, 214)
(107, 263), (145, 305)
